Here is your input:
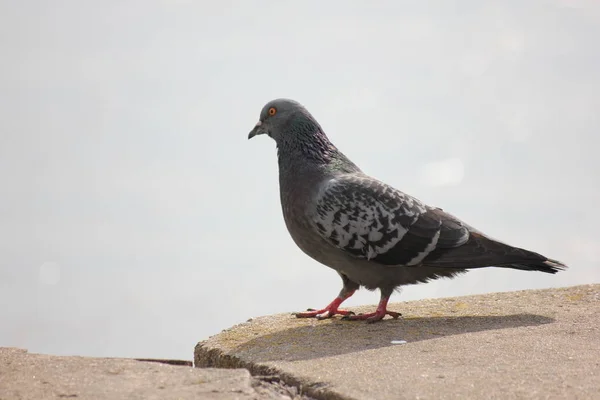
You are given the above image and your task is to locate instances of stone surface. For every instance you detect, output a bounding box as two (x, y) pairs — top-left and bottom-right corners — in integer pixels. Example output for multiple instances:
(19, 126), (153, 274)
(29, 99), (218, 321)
(0, 348), (308, 399)
(195, 284), (600, 400)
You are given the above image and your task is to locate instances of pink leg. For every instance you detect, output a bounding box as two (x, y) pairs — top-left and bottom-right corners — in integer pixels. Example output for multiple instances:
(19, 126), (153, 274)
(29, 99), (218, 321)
(342, 295), (401, 323)
(294, 290), (356, 320)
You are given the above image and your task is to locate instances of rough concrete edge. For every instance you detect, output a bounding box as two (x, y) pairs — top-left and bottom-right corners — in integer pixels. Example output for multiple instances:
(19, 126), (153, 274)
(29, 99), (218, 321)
(194, 342), (353, 400)
(4, 348), (194, 367)
(135, 358), (193, 367)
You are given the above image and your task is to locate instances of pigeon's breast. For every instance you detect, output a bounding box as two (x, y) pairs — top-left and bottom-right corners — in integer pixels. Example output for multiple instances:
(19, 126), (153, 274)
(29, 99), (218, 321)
(283, 209), (344, 272)
(278, 170), (342, 269)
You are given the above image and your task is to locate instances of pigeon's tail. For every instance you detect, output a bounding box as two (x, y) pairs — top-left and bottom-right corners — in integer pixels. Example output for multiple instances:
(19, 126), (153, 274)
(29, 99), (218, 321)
(500, 258), (567, 274)
(424, 231), (568, 274)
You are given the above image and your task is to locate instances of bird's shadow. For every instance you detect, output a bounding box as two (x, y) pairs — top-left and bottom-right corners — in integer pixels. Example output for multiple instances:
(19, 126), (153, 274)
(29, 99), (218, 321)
(232, 314), (554, 362)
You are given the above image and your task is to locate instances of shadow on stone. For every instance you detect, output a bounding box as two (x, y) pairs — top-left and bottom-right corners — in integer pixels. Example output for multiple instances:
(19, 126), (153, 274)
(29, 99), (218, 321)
(229, 313), (554, 362)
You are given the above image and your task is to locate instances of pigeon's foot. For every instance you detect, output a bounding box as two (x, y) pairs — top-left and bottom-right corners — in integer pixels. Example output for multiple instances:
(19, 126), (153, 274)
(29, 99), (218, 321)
(342, 310), (401, 323)
(293, 293), (355, 320)
(294, 307), (355, 320)
(341, 295), (400, 323)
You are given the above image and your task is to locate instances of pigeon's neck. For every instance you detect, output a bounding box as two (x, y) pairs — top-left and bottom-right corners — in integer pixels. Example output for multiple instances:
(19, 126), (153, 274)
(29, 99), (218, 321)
(276, 130), (361, 220)
(276, 130), (360, 175)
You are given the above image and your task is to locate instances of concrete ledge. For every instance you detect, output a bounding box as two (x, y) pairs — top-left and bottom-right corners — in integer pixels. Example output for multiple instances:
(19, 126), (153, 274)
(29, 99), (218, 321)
(195, 284), (600, 400)
(0, 348), (309, 399)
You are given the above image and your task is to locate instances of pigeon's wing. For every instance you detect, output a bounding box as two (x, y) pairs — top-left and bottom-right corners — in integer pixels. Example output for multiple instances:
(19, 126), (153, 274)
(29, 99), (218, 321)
(312, 175), (470, 266)
(312, 175), (566, 273)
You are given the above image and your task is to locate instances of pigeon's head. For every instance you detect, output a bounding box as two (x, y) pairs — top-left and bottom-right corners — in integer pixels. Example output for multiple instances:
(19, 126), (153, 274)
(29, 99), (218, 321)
(248, 99), (321, 143)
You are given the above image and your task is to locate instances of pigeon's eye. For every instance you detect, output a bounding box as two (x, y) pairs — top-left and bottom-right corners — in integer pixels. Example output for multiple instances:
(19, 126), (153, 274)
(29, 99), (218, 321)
(268, 107), (277, 116)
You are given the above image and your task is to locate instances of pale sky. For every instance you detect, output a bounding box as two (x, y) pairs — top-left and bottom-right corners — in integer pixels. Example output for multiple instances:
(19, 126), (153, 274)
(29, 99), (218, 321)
(1, 1), (599, 361)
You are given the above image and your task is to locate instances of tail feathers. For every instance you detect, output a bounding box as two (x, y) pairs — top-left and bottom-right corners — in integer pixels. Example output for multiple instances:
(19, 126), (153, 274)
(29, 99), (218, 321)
(424, 231), (568, 274)
(503, 258), (567, 274)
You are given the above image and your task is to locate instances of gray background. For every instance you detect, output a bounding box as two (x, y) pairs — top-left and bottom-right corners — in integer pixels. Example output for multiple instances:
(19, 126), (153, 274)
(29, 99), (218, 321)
(1, 0), (598, 360)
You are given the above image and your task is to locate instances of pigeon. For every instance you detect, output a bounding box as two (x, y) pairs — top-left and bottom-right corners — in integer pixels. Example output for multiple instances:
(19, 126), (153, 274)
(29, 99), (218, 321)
(248, 98), (567, 322)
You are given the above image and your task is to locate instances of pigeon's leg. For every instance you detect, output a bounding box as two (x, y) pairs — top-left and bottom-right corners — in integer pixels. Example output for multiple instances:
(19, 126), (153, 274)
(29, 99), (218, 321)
(294, 274), (359, 319)
(342, 288), (401, 323)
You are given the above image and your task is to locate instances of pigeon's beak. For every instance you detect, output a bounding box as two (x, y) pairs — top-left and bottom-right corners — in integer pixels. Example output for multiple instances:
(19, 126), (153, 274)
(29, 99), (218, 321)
(248, 121), (266, 139)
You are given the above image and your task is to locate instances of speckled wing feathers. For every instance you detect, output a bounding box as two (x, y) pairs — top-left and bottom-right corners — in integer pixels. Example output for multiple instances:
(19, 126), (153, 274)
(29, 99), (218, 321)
(312, 175), (470, 266)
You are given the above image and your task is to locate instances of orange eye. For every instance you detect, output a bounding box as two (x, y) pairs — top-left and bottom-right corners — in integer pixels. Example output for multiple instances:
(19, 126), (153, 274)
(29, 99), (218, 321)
(268, 107), (277, 116)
